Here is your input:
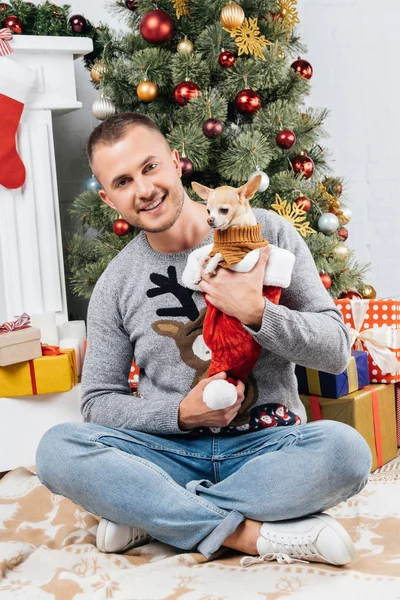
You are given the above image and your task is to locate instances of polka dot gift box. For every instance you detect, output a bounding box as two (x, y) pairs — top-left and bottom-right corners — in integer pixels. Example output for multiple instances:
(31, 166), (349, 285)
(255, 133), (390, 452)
(335, 299), (400, 384)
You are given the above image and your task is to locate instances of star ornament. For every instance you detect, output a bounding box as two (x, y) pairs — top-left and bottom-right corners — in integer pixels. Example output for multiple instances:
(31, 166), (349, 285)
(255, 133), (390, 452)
(228, 17), (272, 61)
(271, 194), (315, 237)
(279, 0), (300, 31)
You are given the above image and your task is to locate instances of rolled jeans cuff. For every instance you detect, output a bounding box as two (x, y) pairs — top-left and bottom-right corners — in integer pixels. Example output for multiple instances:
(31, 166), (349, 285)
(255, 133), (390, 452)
(197, 509), (245, 559)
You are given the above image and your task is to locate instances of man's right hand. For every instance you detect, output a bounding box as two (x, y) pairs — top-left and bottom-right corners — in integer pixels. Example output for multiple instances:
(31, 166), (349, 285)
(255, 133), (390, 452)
(178, 372), (245, 430)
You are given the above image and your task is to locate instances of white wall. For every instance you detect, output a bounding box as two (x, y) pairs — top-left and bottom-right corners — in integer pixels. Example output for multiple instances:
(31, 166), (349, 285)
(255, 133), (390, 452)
(31, 0), (399, 319)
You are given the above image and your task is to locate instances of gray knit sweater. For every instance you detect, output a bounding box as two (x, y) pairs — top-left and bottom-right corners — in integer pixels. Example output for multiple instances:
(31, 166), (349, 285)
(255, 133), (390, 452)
(81, 208), (351, 435)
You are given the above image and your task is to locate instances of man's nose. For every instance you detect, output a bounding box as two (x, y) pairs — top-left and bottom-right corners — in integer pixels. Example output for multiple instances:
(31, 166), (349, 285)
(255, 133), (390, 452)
(134, 177), (154, 198)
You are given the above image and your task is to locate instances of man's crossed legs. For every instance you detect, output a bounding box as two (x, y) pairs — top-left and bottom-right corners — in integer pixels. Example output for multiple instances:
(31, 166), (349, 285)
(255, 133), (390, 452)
(35, 420), (372, 565)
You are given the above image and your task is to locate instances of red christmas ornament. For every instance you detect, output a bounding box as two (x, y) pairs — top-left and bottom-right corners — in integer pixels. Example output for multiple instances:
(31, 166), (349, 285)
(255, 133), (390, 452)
(174, 81), (201, 106)
(219, 50), (236, 68)
(113, 218), (130, 237)
(291, 58), (313, 79)
(3, 15), (22, 34)
(320, 273), (332, 289)
(337, 227), (348, 240)
(180, 157), (193, 178)
(202, 118), (223, 138)
(295, 196), (311, 211)
(276, 129), (296, 150)
(339, 290), (363, 300)
(0, 3), (10, 11)
(125, 0), (137, 9)
(69, 14), (87, 33)
(234, 89), (261, 115)
(140, 9), (173, 44)
(291, 154), (315, 179)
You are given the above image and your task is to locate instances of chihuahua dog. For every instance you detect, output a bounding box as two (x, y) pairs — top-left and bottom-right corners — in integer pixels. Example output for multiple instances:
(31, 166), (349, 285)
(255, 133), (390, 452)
(182, 173), (295, 291)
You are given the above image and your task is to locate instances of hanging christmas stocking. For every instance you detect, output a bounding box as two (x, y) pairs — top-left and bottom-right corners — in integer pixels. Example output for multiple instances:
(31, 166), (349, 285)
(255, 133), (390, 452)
(0, 57), (36, 189)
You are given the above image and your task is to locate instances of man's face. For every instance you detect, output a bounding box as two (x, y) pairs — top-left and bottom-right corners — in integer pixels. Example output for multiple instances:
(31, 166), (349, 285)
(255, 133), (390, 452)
(93, 126), (185, 233)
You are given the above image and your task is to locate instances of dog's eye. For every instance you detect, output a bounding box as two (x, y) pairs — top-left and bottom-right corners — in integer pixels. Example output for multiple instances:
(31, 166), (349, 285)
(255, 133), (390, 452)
(219, 208), (229, 215)
(206, 209), (210, 214)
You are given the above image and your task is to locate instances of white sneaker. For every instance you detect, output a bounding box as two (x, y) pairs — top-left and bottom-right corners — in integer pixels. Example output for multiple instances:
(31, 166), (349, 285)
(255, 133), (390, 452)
(240, 513), (356, 567)
(96, 518), (153, 553)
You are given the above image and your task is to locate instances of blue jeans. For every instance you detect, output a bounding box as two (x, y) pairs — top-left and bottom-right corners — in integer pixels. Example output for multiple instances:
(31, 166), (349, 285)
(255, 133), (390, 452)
(35, 420), (372, 559)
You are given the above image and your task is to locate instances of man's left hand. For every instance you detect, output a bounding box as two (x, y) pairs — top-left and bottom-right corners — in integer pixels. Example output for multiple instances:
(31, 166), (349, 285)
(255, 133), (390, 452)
(198, 246), (270, 328)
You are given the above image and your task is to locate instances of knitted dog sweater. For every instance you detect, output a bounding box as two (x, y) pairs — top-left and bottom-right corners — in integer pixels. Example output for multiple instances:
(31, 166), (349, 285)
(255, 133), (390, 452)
(208, 223), (268, 268)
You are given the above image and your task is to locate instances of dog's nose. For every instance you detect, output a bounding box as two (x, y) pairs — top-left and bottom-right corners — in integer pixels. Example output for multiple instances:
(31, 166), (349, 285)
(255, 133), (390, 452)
(207, 217), (214, 225)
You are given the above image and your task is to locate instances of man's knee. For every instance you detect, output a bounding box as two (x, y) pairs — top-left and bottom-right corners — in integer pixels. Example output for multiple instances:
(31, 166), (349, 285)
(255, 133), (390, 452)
(322, 420), (372, 486)
(35, 422), (84, 490)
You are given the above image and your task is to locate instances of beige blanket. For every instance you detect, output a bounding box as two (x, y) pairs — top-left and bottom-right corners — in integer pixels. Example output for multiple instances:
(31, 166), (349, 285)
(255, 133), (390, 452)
(1, 457), (400, 599)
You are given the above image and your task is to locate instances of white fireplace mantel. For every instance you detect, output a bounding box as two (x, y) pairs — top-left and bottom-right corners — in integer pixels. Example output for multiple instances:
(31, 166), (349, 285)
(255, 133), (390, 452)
(0, 36), (93, 326)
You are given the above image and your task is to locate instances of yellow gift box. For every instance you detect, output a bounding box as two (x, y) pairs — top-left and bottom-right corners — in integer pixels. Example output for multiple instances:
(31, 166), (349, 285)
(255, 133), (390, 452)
(301, 383), (398, 472)
(0, 348), (77, 397)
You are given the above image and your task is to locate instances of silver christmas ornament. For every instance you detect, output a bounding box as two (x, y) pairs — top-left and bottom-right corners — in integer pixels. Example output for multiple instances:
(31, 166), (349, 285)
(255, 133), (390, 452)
(341, 205), (352, 222)
(332, 242), (349, 260)
(92, 96), (116, 121)
(318, 213), (340, 234)
(248, 169), (270, 192)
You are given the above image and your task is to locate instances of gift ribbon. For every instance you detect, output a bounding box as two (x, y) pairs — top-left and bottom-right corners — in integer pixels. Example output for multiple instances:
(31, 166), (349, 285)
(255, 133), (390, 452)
(347, 299), (400, 375)
(364, 385), (383, 468)
(0, 312), (31, 333)
(305, 355), (358, 396)
(0, 28), (13, 57)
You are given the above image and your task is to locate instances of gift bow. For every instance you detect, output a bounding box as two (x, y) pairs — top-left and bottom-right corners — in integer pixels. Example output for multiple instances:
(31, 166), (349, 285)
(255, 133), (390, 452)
(0, 28), (13, 57)
(347, 299), (400, 374)
(0, 312), (31, 333)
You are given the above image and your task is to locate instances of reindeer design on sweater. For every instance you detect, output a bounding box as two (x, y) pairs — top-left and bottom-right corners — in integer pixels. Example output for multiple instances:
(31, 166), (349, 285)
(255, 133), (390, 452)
(143, 266), (299, 433)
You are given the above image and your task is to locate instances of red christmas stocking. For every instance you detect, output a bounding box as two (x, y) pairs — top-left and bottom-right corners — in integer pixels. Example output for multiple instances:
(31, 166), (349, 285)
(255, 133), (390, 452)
(203, 285), (281, 385)
(0, 58), (35, 189)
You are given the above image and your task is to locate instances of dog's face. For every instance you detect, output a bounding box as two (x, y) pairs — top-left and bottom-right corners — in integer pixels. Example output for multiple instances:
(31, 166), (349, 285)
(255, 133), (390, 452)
(191, 174), (262, 230)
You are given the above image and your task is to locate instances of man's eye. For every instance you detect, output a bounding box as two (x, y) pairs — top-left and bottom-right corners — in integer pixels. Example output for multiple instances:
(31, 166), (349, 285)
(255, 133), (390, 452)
(145, 163), (157, 172)
(117, 179), (129, 187)
(219, 208), (229, 214)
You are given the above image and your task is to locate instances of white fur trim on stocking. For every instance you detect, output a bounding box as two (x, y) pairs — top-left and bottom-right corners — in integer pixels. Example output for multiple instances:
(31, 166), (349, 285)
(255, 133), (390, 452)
(203, 379), (237, 410)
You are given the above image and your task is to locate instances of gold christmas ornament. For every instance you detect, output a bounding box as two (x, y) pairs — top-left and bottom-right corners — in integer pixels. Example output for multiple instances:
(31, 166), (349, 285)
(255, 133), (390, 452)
(136, 80), (158, 102)
(332, 242), (349, 261)
(90, 61), (106, 83)
(279, 0), (300, 31)
(229, 17), (271, 61)
(318, 181), (349, 225)
(177, 36), (194, 55)
(170, 0), (190, 19)
(220, 2), (245, 30)
(360, 283), (377, 300)
(271, 194), (315, 237)
(92, 96), (116, 120)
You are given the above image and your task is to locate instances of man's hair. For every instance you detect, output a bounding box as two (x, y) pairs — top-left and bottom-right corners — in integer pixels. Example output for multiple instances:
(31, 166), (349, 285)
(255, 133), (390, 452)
(87, 112), (168, 166)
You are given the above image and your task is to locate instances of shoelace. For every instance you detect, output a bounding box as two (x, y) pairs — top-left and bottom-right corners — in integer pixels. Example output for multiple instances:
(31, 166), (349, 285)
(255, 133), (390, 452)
(240, 534), (318, 567)
(240, 552), (308, 567)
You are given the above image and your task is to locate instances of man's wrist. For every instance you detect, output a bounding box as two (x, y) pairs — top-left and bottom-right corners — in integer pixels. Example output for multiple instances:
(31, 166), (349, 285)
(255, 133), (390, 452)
(241, 296), (266, 330)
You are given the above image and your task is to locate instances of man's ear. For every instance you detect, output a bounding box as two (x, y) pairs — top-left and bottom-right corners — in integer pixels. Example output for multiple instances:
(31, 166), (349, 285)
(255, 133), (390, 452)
(237, 174), (262, 203)
(191, 181), (212, 201)
(99, 189), (117, 210)
(171, 148), (182, 177)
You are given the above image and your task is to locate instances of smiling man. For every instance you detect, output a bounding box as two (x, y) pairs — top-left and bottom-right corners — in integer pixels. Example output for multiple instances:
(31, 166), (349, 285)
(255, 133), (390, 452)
(35, 112), (372, 567)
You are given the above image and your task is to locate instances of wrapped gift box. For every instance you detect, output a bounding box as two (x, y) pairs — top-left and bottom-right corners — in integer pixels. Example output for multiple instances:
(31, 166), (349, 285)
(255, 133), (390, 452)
(300, 384), (398, 472)
(0, 327), (42, 367)
(0, 349), (77, 397)
(335, 298), (400, 384)
(295, 350), (369, 398)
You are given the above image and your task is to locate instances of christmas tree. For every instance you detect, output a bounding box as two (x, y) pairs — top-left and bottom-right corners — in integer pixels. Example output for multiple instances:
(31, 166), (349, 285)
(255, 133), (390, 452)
(66, 0), (372, 302)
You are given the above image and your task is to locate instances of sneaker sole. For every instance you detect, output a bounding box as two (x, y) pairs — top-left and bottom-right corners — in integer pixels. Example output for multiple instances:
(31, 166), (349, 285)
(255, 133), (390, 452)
(96, 520), (152, 554)
(315, 513), (356, 565)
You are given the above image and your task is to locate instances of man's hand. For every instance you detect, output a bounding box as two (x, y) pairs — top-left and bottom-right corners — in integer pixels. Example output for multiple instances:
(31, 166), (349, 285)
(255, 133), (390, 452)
(198, 246), (270, 327)
(178, 372), (245, 430)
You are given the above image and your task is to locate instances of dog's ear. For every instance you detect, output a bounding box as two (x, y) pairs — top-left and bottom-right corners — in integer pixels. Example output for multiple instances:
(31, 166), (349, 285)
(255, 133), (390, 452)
(191, 181), (212, 201)
(237, 174), (262, 203)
